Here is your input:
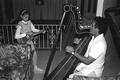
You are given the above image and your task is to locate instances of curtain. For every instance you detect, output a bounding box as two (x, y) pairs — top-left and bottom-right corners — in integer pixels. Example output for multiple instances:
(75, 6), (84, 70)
(12, 0), (74, 20)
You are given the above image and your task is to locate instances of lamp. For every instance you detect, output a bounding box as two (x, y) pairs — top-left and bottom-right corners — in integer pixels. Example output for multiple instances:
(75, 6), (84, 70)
(35, 0), (44, 5)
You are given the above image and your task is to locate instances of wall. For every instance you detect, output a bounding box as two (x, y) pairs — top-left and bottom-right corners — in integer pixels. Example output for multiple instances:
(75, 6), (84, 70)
(102, 0), (118, 57)
(1, 0), (79, 24)
(102, 0), (120, 76)
(0, 0), (3, 24)
(1, 0), (97, 24)
(77, 0), (98, 25)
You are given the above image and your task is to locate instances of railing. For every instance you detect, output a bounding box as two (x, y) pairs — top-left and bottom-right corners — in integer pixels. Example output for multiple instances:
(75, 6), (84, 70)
(0, 24), (60, 49)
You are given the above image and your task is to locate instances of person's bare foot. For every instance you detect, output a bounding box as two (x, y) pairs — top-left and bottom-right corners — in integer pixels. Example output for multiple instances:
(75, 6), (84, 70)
(34, 66), (43, 74)
(66, 78), (73, 80)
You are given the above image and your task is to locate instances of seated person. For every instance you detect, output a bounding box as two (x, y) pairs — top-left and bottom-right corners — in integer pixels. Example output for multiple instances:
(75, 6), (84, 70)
(66, 17), (108, 80)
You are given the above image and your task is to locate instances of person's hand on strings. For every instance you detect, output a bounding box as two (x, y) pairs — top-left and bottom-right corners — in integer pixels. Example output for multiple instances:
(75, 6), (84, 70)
(66, 46), (74, 53)
(73, 38), (82, 44)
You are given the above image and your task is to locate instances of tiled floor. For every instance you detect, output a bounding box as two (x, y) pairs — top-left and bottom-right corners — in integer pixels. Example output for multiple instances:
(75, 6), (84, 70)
(33, 49), (120, 80)
(33, 50), (50, 80)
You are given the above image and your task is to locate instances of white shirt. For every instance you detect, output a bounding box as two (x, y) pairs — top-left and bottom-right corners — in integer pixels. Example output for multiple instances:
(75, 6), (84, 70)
(15, 20), (39, 39)
(76, 34), (107, 77)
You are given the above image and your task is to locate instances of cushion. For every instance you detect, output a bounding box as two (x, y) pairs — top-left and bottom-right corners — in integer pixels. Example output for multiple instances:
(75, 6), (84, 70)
(73, 75), (120, 80)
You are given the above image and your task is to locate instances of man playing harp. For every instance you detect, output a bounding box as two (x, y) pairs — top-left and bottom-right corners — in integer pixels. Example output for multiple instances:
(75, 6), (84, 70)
(66, 17), (108, 80)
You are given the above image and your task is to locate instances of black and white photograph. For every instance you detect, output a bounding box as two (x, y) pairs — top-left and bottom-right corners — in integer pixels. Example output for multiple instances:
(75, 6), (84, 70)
(0, 0), (120, 80)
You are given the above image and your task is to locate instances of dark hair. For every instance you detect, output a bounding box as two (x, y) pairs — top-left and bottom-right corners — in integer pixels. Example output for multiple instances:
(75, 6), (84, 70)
(92, 16), (108, 35)
(18, 9), (30, 21)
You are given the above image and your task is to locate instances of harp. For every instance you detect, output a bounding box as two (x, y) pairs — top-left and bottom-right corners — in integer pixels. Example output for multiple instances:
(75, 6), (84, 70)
(43, 4), (92, 80)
